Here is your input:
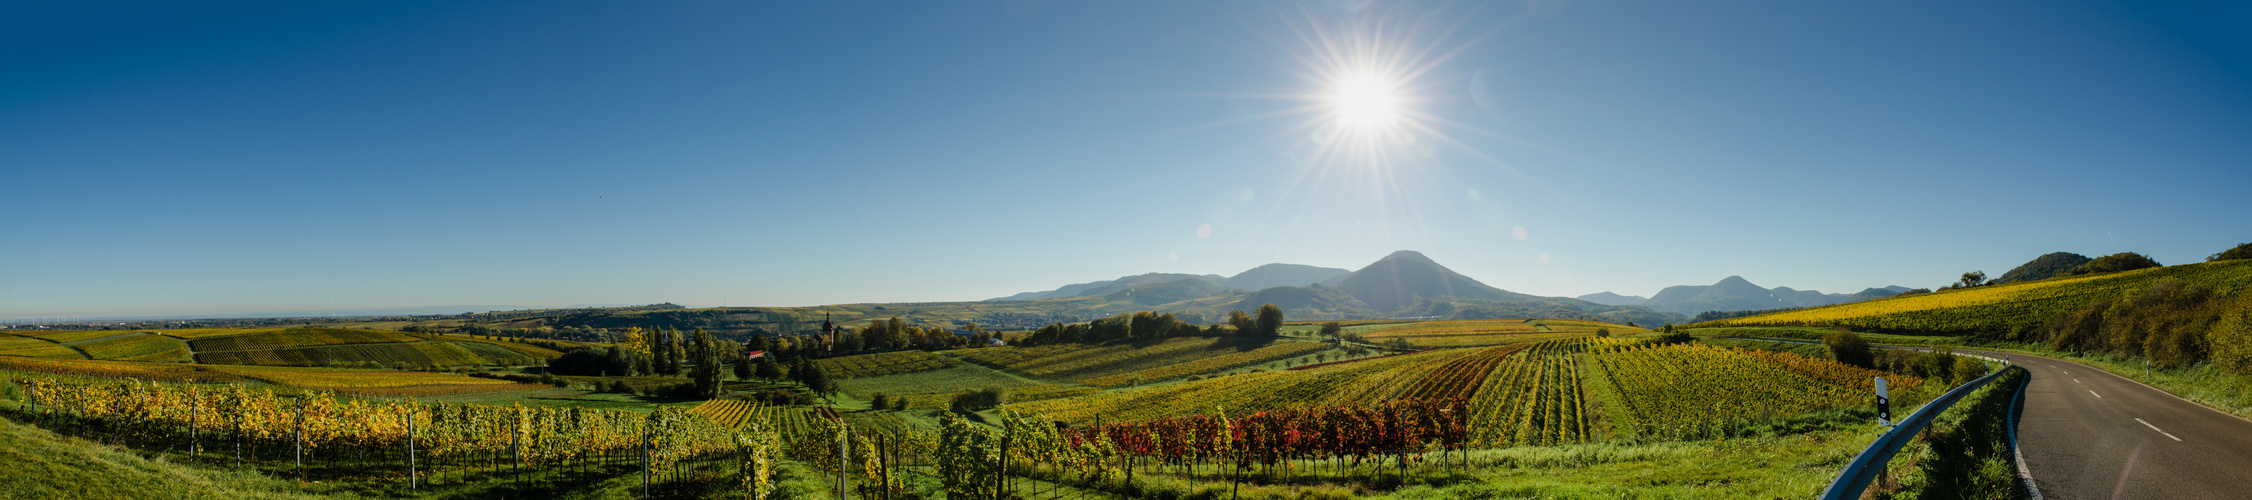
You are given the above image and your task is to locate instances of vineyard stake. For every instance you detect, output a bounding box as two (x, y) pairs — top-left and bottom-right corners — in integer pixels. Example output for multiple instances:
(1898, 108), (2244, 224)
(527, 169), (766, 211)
(188, 388), (197, 462)
(640, 425), (649, 499)
(512, 418), (522, 500)
(294, 396), (304, 483)
(407, 410), (418, 490)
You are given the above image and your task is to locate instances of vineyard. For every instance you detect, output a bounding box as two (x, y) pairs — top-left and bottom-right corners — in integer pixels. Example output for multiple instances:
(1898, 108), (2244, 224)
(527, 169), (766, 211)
(188, 329), (426, 352)
(3, 372), (777, 498)
(813, 350), (960, 378)
(194, 341), (539, 368)
(1077, 341), (1330, 387)
(1703, 259), (2252, 334)
(77, 333), (190, 362)
(1463, 338), (1597, 446)
(0, 316), (1959, 498)
(1587, 343), (1929, 441)
(1360, 320), (1542, 336)
(1006, 348), (1476, 422)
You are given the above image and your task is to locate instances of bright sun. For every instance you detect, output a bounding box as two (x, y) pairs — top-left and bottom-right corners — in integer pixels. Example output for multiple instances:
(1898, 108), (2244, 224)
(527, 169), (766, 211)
(1332, 75), (1397, 128)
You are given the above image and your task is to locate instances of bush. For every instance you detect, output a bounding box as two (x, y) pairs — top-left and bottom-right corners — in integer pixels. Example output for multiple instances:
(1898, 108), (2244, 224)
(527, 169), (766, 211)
(2070, 252), (2162, 276)
(949, 387), (1005, 412)
(1823, 329), (1874, 369)
(2210, 297), (2252, 375)
(2210, 242), (2252, 262)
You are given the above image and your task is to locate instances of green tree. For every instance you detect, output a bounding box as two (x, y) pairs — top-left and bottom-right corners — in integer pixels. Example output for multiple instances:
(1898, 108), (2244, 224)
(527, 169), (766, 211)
(1227, 309), (1256, 335)
(801, 362), (835, 401)
(755, 355), (783, 381)
(1318, 321), (1344, 339)
(732, 354), (753, 380)
(2070, 252), (2162, 276)
(688, 327), (725, 398)
(2210, 242), (2252, 262)
(1254, 304), (1285, 336)
(1824, 328), (1874, 369)
(871, 393), (891, 411)
(1957, 271), (1988, 289)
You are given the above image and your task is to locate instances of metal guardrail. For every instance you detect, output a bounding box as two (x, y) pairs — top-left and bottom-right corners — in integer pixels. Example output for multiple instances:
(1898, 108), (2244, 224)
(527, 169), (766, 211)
(1818, 364), (2025, 500)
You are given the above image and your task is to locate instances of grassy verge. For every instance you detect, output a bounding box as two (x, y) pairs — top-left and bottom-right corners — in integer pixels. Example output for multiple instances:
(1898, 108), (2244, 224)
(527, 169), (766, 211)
(0, 415), (339, 500)
(1870, 367), (2028, 500)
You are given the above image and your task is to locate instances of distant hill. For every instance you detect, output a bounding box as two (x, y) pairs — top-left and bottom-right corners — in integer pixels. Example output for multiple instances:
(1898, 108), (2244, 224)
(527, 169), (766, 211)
(1333, 251), (1533, 312)
(1102, 278), (1234, 306)
(1996, 252), (2093, 284)
(990, 273), (1227, 301)
(1227, 284), (1378, 319)
(1637, 276), (1904, 316)
(1226, 264), (1352, 291)
(1576, 292), (1647, 306)
(1845, 286), (1912, 303)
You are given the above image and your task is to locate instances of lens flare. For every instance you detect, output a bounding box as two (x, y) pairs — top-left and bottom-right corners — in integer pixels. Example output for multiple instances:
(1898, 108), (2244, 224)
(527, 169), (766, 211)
(1333, 74), (1397, 127)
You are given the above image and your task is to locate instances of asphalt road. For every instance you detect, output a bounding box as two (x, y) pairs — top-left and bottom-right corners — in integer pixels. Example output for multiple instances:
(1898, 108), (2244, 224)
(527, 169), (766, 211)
(1955, 350), (2252, 500)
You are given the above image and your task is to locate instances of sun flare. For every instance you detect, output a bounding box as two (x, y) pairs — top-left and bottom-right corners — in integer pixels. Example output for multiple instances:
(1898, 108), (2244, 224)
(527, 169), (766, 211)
(1333, 74), (1398, 128)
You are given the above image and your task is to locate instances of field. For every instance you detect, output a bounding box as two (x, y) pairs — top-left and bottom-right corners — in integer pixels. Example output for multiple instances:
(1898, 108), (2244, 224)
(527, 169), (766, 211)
(0, 356), (249, 383)
(187, 328), (427, 351)
(814, 350), (961, 378)
(1351, 319), (1651, 347)
(76, 333), (190, 362)
(950, 337), (1335, 386)
(1004, 347), (1478, 422)
(834, 364), (1044, 402)
(1703, 259), (2252, 334)
(193, 340), (538, 368)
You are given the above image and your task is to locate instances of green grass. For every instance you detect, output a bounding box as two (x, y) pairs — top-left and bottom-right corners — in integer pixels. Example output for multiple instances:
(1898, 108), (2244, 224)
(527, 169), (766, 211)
(0, 415), (336, 500)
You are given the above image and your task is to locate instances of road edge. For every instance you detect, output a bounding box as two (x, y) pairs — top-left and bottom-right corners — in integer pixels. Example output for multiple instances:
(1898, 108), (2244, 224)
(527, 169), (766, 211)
(2006, 367), (2042, 500)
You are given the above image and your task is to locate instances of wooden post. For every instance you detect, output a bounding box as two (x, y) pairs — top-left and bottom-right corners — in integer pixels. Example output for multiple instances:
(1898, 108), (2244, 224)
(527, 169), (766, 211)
(837, 428), (848, 500)
(407, 410), (418, 490)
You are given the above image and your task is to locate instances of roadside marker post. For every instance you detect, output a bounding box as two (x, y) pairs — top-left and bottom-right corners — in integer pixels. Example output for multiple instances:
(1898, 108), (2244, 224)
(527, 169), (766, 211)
(1874, 377), (1892, 428)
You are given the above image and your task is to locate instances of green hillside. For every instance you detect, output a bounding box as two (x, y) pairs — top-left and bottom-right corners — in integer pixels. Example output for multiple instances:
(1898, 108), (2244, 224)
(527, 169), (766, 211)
(1697, 259), (2252, 335)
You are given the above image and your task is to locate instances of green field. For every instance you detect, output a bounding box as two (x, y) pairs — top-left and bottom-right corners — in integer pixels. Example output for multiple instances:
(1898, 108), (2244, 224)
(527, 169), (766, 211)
(187, 328), (425, 352)
(193, 340), (536, 367)
(76, 333), (189, 362)
(813, 350), (961, 378)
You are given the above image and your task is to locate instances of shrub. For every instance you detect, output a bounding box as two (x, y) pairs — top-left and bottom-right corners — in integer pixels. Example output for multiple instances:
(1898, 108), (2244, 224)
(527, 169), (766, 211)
(1823, 329), (1874, 369)
(2070, 252), (2162, 276)
(2210, 242), (2252, 262)
(2209, 297), (2252, 375)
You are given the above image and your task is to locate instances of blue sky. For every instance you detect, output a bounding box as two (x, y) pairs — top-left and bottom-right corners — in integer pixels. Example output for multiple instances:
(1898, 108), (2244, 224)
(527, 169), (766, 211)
(6, 0), (2250, 320)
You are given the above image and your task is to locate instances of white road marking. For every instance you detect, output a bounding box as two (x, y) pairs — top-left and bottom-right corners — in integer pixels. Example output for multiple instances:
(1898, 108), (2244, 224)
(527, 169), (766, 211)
(2091, 390), (2102, 398)
(2074, 378), (2081, 384)
(2135, 418), (2183, 441)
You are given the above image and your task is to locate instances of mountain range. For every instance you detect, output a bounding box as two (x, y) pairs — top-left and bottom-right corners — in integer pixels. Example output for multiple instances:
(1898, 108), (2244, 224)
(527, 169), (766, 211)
(1577, 277), (1909, 316)
(990, 250), (1682, 326)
